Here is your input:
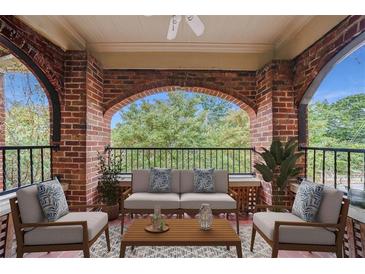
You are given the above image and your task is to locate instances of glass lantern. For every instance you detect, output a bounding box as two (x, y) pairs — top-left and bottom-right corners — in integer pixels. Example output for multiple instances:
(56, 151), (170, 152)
(199, 203), (213, 230)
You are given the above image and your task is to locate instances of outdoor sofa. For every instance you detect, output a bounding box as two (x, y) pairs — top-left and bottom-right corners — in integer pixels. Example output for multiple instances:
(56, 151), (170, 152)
(120, 169), (240, 233)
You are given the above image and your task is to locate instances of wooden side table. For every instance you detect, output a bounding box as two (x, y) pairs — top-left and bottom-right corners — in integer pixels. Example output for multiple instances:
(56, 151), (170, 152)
(229, 178), (261, 214)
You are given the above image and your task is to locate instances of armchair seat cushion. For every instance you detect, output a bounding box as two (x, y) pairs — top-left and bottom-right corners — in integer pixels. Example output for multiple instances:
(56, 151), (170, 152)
(124, 193), (180, 209)
(253, 212), (335, 245)
(180, 193), (236, 209)
(24, 212), (108, 245)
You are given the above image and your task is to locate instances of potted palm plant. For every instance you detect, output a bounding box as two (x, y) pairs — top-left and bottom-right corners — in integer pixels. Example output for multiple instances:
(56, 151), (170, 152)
(254, 138), (304, 207)
(97, 152), (120, 220)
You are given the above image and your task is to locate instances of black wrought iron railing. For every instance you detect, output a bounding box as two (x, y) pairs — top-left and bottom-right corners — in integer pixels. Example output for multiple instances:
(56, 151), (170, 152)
(300, 146), (365, 190)
(0, 145), (59, 195)
(105, 147), (255, 175)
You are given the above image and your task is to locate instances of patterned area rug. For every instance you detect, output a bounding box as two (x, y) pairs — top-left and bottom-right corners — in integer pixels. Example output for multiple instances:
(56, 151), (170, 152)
(82, 223), (272, 258)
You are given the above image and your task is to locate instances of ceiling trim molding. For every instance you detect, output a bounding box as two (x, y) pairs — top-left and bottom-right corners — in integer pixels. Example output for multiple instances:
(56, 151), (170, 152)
(17, 15), (86, 51)
(274, 16), (314, 49)
(88, 42), (273, 53)
(47, 16), (86, 50)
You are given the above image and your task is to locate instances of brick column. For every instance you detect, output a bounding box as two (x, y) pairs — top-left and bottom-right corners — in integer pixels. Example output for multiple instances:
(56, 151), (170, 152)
(53, 51), (88, 205)
(0, 73), (5, 191)
(253, 61), (299, 205)
(53, 51), (108, 205)
(85, 54), (108, 204)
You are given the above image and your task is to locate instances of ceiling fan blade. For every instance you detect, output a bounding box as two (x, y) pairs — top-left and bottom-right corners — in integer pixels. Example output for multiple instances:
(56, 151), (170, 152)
(167, 15), (182, 40)
(185, 15), (205, 37)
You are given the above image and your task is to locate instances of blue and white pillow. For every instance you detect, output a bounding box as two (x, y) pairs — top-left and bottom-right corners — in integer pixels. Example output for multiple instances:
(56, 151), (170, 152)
(149, 168), (172, 193)
(193, 168), (215, 193)
(292, 180), (324, 222)
(37, 178), (69, 222)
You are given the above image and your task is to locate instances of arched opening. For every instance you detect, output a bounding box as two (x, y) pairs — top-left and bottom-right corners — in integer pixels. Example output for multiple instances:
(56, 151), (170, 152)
(0, 42), (55, 191)
(104, 87), (256, 175)
(0, 35), (61, 143)
(299, 34), (365, 190)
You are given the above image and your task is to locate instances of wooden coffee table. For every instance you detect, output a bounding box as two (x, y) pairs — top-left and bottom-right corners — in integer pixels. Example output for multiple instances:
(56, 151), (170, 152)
(120, 219), (242, 258)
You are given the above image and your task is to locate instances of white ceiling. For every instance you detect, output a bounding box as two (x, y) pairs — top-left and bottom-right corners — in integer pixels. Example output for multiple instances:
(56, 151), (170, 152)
(17, 15), (347, 69)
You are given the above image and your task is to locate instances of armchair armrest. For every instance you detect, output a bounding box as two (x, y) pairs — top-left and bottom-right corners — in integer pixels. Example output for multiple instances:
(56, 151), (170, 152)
(274, 220), (340, 230)
(21, 220), (87, 229)
(121, 187), (132, 199)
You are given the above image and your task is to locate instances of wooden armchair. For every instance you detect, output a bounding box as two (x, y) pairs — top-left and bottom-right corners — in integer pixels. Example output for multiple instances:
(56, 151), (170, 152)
(10, 185), (110, 258)
(250, 187), (349, 258)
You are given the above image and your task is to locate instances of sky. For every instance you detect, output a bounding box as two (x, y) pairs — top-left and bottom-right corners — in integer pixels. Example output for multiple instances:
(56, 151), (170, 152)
(3, 45), (364, 128)
(311, 44), (365, 103)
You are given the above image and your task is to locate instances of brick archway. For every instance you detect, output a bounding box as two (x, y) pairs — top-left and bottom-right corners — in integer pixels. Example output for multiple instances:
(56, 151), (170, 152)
(0, 16), (63, 142)
(104, 85), (257, 124)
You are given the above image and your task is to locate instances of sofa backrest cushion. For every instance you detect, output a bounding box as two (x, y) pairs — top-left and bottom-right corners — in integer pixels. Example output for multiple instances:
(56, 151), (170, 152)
(180, 169), (228, 193)
(316, 186), (344, 224)
(132, 169), (180, 193)
(16, 185), (45, 224)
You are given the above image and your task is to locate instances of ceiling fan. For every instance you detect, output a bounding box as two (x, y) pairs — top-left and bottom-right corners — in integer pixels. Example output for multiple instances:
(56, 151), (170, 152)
(166, 15), (205, 40)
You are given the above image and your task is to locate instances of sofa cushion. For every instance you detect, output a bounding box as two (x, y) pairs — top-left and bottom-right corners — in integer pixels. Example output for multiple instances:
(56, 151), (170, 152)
(253, 212), (335, 245)
(132, 169), (180, 193)
(17, 185), (46, 226)
(149, 168), (172, 193)
(213, 170), (229, 193)
(180, 169), (228, 193)
(124, 193), (180, 209)
(292, 180), (324, 222)
(316, 186), (344, 224)
(193, 168), (215, 193)
(180, 193), (236, 209)
(37, 178), (69, 222)
(24, 212), (108, 245)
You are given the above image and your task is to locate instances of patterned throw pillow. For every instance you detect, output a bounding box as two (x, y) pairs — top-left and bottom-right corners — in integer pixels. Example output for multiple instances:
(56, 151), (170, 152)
(37, 178), (69, 222)
(292, 180), (324, 222)
(149, 168), (172, 193)
(193, 168), (215, 193)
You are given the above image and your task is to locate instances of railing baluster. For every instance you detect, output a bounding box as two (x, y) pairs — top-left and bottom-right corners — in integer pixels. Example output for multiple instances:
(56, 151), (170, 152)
(347, 152), (351, 190)
(334, 151), (337, 189)
(165, 150), (167, 168)
(204, 149), (206, 168)
(2, 150), (6, 191)
(313, 149), (316, 182)
(238, 150), (241, 174)
(215, 150), (218, 169)
(221, 149), (223, 170)
(210, 150), (212, 169)
(30, 149), (34, 184)
(250, 149), (252, 173)
(233, 149), (235, 174)
(17, 149), (21, 187)
(182, 150), (184, 170)
(142, 149), (145, 169)
(244, 149), (247, 173)
(50, 147), (53, 179)
(322, 150), (325, 185)
(40, 148), (44, 182)
(187, 149), (190, 169)
(125, 149), (128, 172)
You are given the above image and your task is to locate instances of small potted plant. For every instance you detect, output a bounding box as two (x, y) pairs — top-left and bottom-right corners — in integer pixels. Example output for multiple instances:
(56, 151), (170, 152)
(254, 138), (304, 207)
(97, 152), (120, 220)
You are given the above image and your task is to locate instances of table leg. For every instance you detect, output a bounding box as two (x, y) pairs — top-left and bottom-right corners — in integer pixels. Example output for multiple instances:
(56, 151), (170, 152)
(120, 243), (126, 258)
(236, 243), (242, 258)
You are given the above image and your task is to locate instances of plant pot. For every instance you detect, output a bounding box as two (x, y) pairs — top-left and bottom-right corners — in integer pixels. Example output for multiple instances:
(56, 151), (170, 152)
(104, 204), (120, 220)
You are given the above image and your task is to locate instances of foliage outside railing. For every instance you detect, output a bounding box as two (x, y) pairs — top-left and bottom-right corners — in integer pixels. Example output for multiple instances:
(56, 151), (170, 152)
(105, 147), (255, 175)
(0, 145), (58, 195)
(300, 146), (365, 190)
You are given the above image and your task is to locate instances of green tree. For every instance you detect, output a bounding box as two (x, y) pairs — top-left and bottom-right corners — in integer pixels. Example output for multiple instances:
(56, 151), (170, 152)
(111, 91), (251, 148)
